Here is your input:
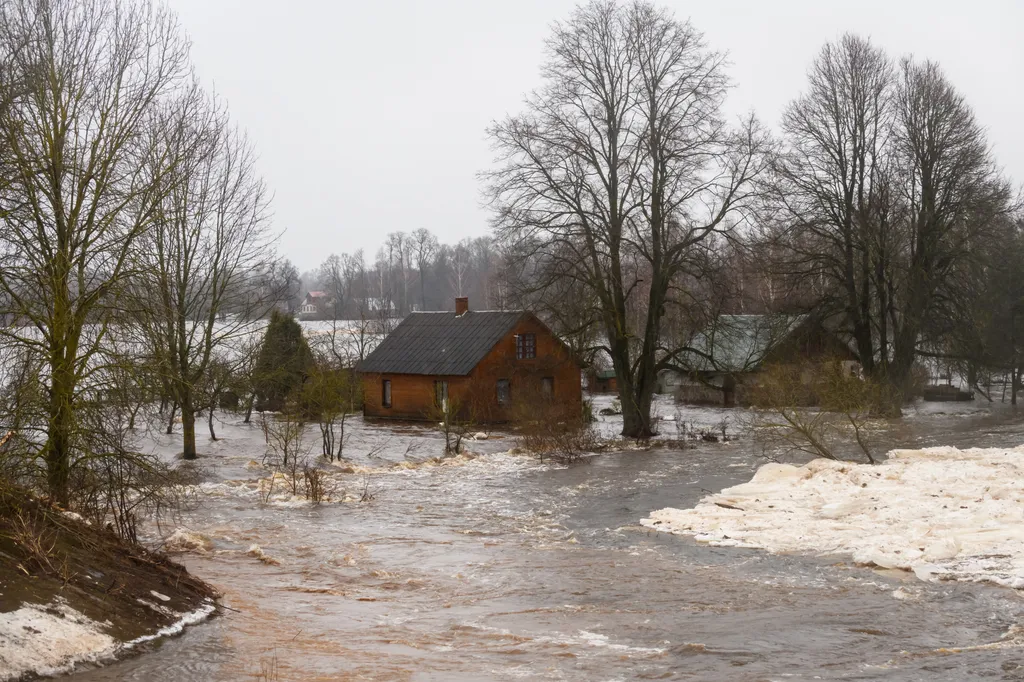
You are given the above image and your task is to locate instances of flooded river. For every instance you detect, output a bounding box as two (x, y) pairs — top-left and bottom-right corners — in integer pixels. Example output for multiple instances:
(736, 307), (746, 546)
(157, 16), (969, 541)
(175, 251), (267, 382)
(74, 398), (1024, 681)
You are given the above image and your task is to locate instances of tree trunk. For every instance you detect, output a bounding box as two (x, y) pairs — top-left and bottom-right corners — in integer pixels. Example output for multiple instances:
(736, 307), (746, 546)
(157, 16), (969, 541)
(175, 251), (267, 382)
(128, 401), (141, 430)
(621, 386), (655, 439)
(337, 412), (347, 460)
(890, 331), (918, 398)
(613, 343), (657, 439)
(208, 402), (218, 441)
(45, 364), (74, 507)
(166, 402), (177, 435)
(320, 420), (334, 460)
(420, 269), (427, 311)
(182, 393), (197, 460)
(244, 392), (255, 424)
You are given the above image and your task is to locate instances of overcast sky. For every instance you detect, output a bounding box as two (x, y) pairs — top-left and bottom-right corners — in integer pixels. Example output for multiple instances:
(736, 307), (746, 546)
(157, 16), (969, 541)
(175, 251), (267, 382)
(167, 0), (1024, 272)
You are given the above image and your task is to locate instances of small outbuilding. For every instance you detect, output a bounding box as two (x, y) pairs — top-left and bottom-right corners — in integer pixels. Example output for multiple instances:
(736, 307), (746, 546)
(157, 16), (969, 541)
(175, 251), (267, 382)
(358, 298), (582, 423)
(587, 369), (618, 394)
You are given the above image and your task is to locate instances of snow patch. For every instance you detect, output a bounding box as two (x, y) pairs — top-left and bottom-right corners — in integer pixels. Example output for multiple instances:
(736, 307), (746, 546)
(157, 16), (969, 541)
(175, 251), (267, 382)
(0, 601), (115, 680)
(60, 510), (89, 524)
(642, 445), (1024, 589)
(0, 598), (215, 681)
(122, 601), (216, 649)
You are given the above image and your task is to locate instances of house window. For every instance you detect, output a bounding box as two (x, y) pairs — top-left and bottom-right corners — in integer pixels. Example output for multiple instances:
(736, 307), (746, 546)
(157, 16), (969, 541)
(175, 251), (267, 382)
(434, 380), (449, 410)
(382, 380), (392, 408)
(516, 333), (536, 359)
(541, 377), (554, 397)
(496, 379), (510, 405)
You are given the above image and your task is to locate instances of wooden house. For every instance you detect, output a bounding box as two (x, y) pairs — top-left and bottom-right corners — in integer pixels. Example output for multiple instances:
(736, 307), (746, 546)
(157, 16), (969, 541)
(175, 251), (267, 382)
(669, 314), (859, 407)
(358, 297), (582, 423)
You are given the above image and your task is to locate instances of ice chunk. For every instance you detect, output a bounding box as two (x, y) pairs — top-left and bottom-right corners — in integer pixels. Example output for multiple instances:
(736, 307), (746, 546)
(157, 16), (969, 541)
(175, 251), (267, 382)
(642, 445), (1024, 589)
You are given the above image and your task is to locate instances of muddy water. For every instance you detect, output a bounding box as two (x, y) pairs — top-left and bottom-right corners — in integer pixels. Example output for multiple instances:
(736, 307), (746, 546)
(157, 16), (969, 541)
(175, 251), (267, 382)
(75, 399), (1024, 681)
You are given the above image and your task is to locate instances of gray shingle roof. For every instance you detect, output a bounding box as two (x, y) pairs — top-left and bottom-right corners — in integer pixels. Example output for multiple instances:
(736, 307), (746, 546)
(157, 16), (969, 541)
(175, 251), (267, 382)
(681, 314), (808, 373)
(357, 311), (525, 376)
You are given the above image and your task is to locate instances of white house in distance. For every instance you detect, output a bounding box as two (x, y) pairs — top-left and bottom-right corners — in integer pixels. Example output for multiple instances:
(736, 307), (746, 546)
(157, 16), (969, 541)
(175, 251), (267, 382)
(298, 291), (332, 320)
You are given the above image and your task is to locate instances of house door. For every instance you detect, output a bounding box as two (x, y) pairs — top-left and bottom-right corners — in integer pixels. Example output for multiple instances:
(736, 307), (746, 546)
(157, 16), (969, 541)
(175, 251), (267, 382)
(434, 380), (449, 412)
(723, 374), (737, 408)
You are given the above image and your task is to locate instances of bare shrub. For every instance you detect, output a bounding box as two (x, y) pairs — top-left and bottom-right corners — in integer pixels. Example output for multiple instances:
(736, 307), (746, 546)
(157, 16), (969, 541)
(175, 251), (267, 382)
(751, 361), (889, 463)
(302, 462), (334, 505)
(264, 412), (308, 468)
(512, 395), (599, 464)
(3, 510), (59, 575)
(258, 472), (276, 506)
(297, 363), (358, 461)
(428, 394), (475, 456)
(358, 476), (374, 503)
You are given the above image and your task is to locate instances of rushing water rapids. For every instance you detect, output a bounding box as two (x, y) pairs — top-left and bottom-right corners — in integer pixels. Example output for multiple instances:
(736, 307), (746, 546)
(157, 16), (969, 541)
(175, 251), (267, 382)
(72, 397), (1024, 681)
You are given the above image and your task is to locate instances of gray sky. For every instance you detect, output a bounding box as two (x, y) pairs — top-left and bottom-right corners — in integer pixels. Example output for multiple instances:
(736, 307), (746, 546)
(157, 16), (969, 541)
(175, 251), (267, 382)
(169, 0), (1024, 271)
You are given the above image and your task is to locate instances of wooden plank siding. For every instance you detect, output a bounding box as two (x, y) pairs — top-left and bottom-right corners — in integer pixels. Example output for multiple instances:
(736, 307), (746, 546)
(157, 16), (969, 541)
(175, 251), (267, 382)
(361, 314), (581, 423)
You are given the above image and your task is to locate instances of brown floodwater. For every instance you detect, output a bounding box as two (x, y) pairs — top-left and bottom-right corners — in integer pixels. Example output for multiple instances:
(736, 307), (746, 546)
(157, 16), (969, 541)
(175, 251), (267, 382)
(72, 397), (1024, 681)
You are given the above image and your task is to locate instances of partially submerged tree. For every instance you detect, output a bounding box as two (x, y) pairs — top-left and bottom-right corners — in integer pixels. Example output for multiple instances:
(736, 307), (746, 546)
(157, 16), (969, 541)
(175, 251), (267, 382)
(298, 362), (358, 461)
(885, 58), (1015, 391)
(772, 34), (896, 379)
(770, 35), (1016, 402)
(131, 90), (274, 460)
(486, 0), (771, 437)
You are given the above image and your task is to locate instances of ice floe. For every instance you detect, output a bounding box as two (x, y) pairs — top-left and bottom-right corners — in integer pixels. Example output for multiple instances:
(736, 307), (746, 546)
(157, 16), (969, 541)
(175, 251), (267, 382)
(642, 445), (1024, 589)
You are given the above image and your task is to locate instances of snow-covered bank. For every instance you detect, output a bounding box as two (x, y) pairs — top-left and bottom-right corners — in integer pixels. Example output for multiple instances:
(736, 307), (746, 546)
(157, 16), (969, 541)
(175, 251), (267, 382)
(642, 445), (1024, 589)
(0, 599), (215, 681)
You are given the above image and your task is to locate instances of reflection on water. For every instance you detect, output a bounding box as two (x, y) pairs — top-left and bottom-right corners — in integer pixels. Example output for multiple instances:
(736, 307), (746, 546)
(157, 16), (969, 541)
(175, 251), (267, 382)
(73, 400), (1024, 681)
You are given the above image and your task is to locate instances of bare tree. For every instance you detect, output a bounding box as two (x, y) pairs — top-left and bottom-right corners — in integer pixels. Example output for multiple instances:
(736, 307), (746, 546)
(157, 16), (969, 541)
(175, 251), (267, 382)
(0, 0), (191, 503)
(131, 93), (274, 461)
(450, 239), (471, 298)
(886, 57), (1015, 392)
(410, 228), (438, 310)
(772, 34), (896, 378)
(771, 36), (1016, 402)
(486, 0), (771, 437)
(265, 258), (301, 315)
(386, 231), (409, 315)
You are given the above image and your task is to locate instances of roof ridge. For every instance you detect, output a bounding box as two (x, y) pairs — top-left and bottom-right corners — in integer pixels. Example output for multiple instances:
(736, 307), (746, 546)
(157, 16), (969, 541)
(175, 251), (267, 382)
(409, 309), (524, 314)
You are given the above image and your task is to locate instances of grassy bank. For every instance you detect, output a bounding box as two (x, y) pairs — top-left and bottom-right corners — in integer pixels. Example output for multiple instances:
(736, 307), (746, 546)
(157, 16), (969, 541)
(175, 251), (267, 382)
(0, 485), (218, 679)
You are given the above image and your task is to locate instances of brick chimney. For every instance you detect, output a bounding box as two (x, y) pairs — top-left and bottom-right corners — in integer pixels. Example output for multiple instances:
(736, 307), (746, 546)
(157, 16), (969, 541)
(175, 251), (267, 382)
(455, 297), (469, 316)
